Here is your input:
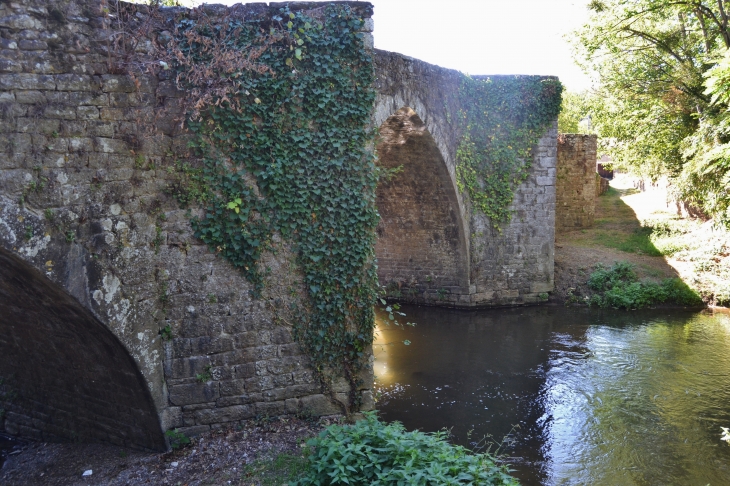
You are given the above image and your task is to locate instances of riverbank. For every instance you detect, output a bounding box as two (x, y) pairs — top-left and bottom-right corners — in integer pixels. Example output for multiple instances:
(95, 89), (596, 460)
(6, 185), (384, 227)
(553, 175), (729, 307)
(0, 416), (329, 486)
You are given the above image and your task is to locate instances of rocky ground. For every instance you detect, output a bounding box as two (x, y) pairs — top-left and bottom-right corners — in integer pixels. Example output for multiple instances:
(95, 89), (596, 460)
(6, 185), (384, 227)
(0, 415), (336, 486)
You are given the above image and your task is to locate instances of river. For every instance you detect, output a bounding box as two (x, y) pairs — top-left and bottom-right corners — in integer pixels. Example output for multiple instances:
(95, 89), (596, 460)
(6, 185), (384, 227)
(374, 305), (730, 485)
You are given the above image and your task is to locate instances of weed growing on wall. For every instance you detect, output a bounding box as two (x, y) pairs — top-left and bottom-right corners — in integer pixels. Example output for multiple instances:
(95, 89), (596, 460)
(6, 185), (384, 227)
(457, 76), (563, 230)
(167, 4), (378, 412)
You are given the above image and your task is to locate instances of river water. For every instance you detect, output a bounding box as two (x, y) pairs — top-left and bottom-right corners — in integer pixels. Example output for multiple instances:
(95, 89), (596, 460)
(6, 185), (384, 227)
(373, 305), (730, 485)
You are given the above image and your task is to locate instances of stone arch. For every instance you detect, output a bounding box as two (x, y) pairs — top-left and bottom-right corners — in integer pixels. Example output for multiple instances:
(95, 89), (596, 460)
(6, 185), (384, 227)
(0, 247), (165, 450)
(375, 107), (470, 304)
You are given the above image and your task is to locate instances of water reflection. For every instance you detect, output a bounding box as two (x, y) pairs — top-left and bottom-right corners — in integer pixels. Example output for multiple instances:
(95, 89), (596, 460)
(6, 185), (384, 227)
(374, 306), (730, 485)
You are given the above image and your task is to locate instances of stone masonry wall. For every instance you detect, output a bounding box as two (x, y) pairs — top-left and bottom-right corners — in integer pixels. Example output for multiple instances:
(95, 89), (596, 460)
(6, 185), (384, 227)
(0, 0), (374, 448)
(374, 51), (558, 306)
(555, 134), (598, 233)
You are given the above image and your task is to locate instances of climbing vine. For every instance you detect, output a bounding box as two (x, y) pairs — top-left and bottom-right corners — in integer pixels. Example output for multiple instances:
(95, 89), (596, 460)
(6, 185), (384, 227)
(456, 76), (563, 229)
(166, 4), (378, 413)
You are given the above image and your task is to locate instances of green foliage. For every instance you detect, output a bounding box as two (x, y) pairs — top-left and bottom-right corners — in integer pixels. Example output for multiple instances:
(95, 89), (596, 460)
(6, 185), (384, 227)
(164, 428), (191, 450)
(572, 0), (730, 226)
(196, 365), (213, 383)
(558, 90), (593, 133)
(169, 4), (377, 411)
(159, 324), (173, 341)
(588, 262), (702, 309)
(456, 76), (562, 229)
(292, 413), (518, 486)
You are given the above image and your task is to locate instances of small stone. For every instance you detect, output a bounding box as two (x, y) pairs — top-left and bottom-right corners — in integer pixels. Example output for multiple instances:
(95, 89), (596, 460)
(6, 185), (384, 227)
(82, 469), (92, 476)
(171, 461), (178, 467)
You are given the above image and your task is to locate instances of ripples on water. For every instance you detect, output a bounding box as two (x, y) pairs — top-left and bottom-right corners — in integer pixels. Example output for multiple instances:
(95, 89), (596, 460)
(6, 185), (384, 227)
(373, 306), (730, 485)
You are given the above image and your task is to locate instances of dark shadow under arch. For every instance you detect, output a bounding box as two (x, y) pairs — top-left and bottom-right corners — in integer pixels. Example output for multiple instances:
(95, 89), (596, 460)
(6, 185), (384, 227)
(0, 247), (165, 450)
(375, 107), (470, 304)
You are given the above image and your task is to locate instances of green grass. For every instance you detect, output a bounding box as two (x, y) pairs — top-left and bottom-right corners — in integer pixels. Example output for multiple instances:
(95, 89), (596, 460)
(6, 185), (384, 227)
(241, 452), (309, 486)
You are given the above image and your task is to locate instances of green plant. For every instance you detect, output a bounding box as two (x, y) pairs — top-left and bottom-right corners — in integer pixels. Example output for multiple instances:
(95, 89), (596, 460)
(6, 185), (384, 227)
(207, 293), (217, 304)
(293, 413), (518, 485)
(24, 225), (32, 240)
(456, 75), (562, 230)
(588, 261), (702, 309)
(65, 230), (76, 243)
(538, 292), (549, 301)
(153, 224), (163, 254)
(165, 428), (191, 450)
(158, 281), (169, 305)
(196, 365), (213, 383)
(166, 4), (378, 413)
(159, 324), (173, 341)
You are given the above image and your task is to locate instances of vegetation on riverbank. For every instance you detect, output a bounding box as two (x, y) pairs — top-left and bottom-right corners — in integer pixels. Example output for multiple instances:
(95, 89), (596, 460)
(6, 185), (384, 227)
(555, 180), (730, 308)
(584, 261), (701, 310)
(294, 413), (517, 486)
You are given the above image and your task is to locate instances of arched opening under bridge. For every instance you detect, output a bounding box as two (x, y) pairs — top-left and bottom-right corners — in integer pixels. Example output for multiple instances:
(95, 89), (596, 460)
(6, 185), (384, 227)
(0, 247), (165, 450)
(375, 107), (470, 304)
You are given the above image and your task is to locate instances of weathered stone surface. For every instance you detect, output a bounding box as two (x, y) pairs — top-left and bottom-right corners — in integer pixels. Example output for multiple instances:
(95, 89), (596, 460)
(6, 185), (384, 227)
(374, 51), (558, 307)
(555, 134), (598, 232)
(0, 0), (559, 450)
(0, 0), (376, 450)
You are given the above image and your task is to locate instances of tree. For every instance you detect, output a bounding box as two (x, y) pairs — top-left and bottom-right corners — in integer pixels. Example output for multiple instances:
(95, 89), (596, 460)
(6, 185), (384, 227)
(572, 0), (730, 226)
(558, 90), (594, 133)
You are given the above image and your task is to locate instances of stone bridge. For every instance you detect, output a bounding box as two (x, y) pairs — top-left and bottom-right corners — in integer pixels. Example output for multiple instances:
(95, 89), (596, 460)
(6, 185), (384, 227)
(0, 0), (556, 450)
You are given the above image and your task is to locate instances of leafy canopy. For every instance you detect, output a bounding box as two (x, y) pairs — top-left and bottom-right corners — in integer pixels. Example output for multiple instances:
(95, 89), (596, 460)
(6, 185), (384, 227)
(572, 0), (730, 226)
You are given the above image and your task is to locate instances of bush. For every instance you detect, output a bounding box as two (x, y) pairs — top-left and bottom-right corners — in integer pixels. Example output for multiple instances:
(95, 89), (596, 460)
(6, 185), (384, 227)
(588, 262), (703, 309)
(292, 413), (518, 486)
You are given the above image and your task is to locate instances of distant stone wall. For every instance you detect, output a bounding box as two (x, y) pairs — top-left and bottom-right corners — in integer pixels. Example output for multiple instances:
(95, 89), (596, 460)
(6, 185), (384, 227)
(556, 134), (598, 233)
(0, 0), (373, 448)
(596, 173), (609, 196)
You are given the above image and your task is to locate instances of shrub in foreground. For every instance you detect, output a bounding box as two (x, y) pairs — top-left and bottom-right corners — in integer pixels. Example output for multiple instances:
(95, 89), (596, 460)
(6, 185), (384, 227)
(292, 413), (518, 485)
(588, 262), (703, 309)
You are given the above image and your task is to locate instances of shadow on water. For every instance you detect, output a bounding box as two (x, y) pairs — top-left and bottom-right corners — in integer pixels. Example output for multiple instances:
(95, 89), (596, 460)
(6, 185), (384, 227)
(374, 305), (730, 485)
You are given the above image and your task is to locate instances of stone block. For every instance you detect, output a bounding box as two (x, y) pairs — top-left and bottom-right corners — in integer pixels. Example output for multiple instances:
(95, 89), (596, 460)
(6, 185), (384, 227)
(0, 73), (55, 90)
(101, 74), (138, 93)
(77, 106), (100, 120)
(0, 14), (42, 30)
(300, 394), (342, 416)
(176, 425), (210, 438)
(168, 382), (219, 406)
(219, 379), (246, 397)
(94, 137), (129, 154)
(194, 404), (253, 424)
(255, 400), (286, 416)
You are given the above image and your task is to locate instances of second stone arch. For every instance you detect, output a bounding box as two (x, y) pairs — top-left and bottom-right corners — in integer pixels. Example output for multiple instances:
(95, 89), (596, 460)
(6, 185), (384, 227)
(375, 106), (471, 305)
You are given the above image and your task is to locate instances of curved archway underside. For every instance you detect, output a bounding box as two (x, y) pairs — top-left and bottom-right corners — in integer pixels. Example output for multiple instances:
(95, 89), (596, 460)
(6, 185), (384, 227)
(0, 248), (165, 450)
(375, 107), (470, 304)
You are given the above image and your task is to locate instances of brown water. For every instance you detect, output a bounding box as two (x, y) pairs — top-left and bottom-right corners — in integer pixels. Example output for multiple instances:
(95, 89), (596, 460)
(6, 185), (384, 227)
(373, 305), (730, 485)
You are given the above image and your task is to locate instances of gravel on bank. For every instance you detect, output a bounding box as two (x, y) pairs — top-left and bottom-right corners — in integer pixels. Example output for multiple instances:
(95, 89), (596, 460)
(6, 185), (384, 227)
(0, 416), (336, 486)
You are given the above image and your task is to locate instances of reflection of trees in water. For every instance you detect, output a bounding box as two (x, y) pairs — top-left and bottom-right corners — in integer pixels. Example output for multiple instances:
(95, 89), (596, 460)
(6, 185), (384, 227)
(375, 306), (730, 486)
(542, 312), (730, 486)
